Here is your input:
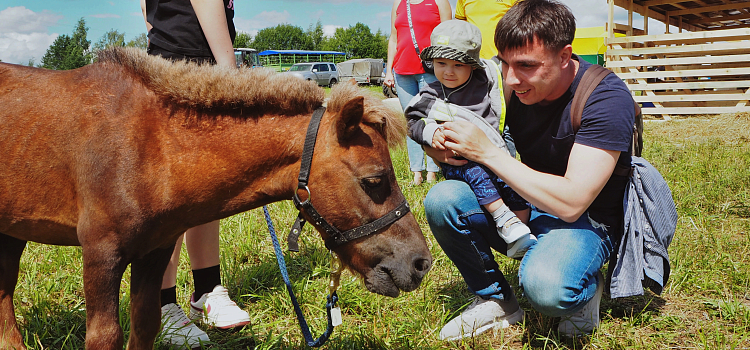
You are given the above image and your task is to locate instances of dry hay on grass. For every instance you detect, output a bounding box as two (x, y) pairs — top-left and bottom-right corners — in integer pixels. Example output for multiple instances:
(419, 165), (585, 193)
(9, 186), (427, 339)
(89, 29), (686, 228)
(647, 112), (750, 144)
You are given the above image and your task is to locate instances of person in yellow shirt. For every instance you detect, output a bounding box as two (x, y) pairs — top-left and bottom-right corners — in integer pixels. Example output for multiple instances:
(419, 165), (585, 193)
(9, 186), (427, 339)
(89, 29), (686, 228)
(455, 0), (518, 59)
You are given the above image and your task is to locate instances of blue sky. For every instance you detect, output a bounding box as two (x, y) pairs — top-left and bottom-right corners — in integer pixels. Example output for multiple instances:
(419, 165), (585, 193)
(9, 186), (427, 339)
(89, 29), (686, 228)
(0, 0), (654, 65)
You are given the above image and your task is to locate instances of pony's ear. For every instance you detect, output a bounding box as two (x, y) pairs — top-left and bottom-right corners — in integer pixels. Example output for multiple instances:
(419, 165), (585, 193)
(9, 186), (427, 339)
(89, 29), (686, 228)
(336, 96), (364, 142)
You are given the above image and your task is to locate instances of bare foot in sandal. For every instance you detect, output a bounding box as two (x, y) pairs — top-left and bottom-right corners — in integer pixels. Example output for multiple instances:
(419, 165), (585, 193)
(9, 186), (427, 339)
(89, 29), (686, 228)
(411, 172), (424, 186)
(426, 172), (438, 183)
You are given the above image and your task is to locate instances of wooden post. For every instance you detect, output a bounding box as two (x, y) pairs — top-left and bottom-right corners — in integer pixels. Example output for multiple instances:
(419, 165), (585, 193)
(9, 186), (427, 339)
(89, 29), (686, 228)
(608, 0), (615, 40)
(627, 0), (633, 37)
(644, 5), (649, 35)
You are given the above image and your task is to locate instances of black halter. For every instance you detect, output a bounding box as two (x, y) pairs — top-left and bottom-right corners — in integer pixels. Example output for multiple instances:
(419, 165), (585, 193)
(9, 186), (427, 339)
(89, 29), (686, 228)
(287, 106), (411, 251)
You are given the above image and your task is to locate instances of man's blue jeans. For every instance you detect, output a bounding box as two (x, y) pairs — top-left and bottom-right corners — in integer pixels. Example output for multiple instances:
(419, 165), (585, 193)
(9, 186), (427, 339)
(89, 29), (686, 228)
(394, 72), (440, 173)
(424, 180), (613, 317)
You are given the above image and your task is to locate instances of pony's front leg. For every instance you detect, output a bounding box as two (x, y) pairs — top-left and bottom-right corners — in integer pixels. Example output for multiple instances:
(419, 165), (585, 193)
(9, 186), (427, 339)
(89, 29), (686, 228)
(81, 236), (129, 350)
(127, 243), (176, 350)
(0, 233), (27, 350)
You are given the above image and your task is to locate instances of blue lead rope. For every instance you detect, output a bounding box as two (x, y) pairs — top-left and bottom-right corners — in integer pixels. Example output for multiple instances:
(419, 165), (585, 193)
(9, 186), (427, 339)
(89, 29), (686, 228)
(262, 205), (338, 347)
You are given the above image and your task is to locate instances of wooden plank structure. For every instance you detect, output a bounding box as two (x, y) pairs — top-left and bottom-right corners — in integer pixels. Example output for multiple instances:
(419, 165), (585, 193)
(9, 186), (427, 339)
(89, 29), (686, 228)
(606, 0), (750, 119)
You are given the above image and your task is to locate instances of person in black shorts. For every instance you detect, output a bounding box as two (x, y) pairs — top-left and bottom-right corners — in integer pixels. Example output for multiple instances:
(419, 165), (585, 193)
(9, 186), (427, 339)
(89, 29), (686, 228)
(140, 0), (250, 347)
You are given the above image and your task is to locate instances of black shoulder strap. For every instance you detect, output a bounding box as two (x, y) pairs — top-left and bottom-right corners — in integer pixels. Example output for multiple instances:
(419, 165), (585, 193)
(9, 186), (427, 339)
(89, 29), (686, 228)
(570, 64), (636, 177)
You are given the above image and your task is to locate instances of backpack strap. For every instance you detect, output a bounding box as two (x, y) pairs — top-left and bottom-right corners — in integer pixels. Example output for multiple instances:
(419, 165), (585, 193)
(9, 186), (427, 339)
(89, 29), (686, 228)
(570, 65), (611, 132)
(570, 64), (634, 177)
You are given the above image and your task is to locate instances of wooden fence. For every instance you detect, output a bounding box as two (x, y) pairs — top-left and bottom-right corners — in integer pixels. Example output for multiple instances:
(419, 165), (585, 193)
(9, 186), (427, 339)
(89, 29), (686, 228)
(606, 28), (750, 119)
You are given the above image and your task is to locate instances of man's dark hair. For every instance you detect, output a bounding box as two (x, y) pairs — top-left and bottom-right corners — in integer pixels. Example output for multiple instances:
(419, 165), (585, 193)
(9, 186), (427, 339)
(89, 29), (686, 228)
(494, 0), (576, 54)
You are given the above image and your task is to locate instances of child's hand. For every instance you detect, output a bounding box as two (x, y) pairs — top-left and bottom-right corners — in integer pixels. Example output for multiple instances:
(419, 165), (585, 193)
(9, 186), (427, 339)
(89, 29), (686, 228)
(432, 128), (447, 150)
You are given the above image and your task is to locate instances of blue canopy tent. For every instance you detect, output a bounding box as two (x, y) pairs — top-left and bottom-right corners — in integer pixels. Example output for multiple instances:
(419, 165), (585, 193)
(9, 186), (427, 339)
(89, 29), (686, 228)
(259, 50), (346, 72)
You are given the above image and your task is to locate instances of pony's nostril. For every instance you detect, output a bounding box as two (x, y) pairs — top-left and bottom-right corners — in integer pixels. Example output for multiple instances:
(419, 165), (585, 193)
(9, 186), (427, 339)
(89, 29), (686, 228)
(413, 257), (432, 275)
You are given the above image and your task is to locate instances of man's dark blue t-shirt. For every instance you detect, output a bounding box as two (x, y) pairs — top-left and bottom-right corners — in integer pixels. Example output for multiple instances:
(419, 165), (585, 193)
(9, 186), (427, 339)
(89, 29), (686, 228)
(505, 55), (634, 235)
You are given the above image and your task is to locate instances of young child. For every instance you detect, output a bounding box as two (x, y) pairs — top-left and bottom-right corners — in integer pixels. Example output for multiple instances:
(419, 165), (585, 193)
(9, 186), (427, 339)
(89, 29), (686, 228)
(405, 20), (536, 259)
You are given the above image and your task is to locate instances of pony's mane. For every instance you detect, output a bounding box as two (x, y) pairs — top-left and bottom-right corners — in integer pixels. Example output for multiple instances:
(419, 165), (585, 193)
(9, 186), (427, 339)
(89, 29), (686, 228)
(97, 47), (405, 148)
(327, 82), (406, 149)
(97, 47), (324, 115)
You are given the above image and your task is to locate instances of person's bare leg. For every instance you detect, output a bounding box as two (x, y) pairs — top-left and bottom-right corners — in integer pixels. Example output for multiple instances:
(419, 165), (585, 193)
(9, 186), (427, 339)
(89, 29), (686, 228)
(184, 221), (221, 271)
(161, 234), (184, 290)
(484, 200), (503, 213)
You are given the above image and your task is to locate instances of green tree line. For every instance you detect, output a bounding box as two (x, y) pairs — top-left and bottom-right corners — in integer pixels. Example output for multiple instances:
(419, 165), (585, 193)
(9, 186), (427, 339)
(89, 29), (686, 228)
(39, 18), (388, 70)
(244, 21), (388, 60)
(39, 18), (146, 70)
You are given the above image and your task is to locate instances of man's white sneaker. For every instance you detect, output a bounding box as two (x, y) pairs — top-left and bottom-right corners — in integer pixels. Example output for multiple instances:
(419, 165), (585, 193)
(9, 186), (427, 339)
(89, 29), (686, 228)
(558, 271), (604, 337)
(439, 293), (525, 341)
(160, 303), (210, 349)
(189, 285), (251, 329)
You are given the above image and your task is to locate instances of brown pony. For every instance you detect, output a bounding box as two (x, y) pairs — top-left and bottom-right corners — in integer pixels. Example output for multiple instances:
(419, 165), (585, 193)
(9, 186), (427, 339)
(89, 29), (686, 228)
(0, 47), (431, 350)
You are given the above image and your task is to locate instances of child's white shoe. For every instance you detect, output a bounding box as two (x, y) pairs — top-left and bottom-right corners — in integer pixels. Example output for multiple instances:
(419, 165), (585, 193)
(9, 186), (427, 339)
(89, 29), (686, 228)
(506, 232), (537, 259)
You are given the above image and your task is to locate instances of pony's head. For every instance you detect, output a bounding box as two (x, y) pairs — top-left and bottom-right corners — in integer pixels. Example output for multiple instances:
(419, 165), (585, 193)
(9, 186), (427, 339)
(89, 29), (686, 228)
(301, 82), (432, 297)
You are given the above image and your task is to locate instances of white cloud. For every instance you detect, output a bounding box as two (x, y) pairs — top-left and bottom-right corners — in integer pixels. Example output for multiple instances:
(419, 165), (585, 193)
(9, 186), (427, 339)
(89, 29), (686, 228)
(558, 0), (671, 33)
(556, 0), (608, 28)
(0, 32), (58, 65)
(234, 10), (291, 32)
(0, 6), (62, 35)
(559, 0), (670, 33)
(0, 6), (62, 64)
(322, 24), (341, 37)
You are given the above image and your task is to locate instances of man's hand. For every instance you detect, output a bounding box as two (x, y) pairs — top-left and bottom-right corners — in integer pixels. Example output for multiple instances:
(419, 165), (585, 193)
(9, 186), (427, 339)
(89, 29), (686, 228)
(441, 120), (500, 165)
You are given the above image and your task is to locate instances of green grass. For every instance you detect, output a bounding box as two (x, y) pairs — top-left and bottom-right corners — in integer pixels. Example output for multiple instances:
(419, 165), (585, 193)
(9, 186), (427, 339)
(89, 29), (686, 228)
(13, 113), (750, 349)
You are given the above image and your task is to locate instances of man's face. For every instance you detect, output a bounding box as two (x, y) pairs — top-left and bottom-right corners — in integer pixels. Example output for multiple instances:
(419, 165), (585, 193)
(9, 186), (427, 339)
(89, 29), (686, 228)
(498, 38), (573, 105)
(433, 58), (474, 89)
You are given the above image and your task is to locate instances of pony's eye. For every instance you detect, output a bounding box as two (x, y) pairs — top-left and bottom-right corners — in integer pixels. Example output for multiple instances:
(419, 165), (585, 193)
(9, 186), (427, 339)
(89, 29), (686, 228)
(362, 177), (382, 189)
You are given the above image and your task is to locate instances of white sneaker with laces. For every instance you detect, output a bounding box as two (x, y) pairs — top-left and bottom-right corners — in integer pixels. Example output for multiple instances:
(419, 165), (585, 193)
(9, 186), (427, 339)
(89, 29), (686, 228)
(439, 293), (525, 341)
(160, 303), (210, 349)
(189, 285), (251, 329)
(558, 271), (604, 337)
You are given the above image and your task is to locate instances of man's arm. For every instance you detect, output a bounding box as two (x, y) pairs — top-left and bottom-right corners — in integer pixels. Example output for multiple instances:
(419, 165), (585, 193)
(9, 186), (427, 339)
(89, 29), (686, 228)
(441, 120), (618, 222)
(191, 0), (235, 68)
